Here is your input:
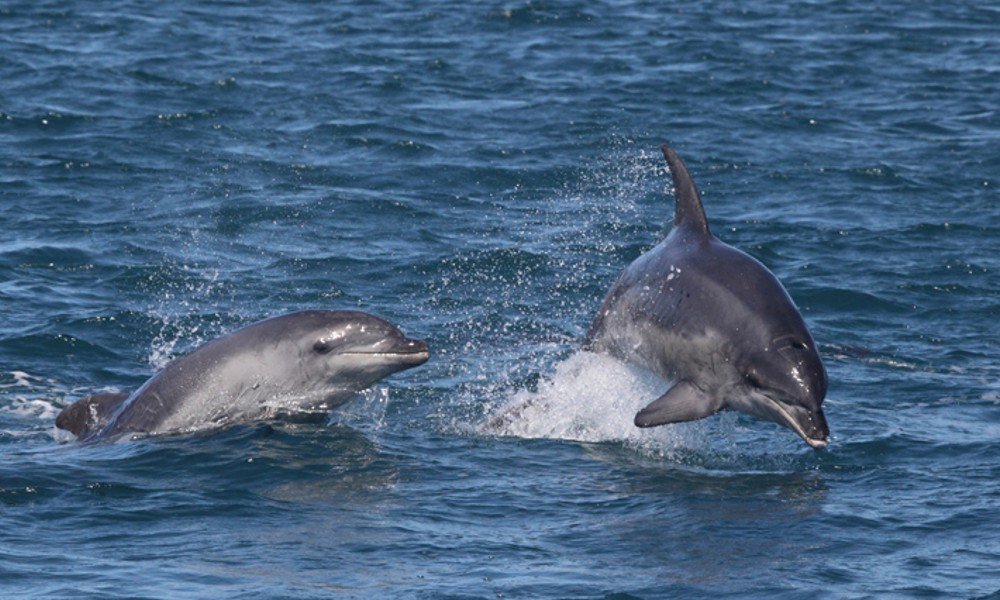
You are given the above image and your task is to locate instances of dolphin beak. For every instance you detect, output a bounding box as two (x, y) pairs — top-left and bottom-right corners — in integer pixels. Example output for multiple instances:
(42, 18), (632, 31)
(764, 397), (830, 449)
(346, 338), (430, 367)
(396, 338), (431, 366)
(789, 406), (830, 449)
(801, 407), (830, 449)
(803, 433), (828, 450)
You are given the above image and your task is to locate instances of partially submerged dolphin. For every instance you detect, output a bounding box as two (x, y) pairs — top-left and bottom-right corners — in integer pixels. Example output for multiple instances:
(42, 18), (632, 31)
(584, 145), (829, 448)
(57, 310), (430, 442)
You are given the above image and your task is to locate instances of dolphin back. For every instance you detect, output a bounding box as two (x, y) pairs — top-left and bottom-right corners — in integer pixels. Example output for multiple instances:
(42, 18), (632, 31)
(584, 144), (711, 349)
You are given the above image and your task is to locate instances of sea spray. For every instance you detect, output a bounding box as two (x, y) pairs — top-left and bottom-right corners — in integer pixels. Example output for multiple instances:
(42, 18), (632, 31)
(422, 140), (672, 442)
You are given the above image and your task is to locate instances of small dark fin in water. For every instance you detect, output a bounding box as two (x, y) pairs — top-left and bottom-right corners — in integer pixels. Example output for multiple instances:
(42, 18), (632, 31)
(56, 392), (130, 439)
(661, 144), (710, 236)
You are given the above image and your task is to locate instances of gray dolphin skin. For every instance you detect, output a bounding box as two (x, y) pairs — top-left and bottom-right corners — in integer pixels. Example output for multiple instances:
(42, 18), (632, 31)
(584, 145), (829, 448)
(56, 310), (430, 442)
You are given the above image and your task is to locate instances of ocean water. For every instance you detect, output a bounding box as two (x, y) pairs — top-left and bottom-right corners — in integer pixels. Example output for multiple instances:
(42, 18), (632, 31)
(2, 0), (998, 597)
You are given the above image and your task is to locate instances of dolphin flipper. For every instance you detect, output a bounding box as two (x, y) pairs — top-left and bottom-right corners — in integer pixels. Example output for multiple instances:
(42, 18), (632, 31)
(56, 392), (130, 439)
(633, 380), (722, 427)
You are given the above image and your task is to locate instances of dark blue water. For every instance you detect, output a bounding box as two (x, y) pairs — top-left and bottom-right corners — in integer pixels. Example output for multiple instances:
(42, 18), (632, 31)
(2, 1), (999, 597)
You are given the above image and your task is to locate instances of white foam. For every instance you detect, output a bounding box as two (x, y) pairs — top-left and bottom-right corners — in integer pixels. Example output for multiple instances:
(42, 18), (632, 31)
(483, 351), (708, 455)
(0, 371), (123, 441)
(0, 371), (70, 421)
(0, 371), (41, 389)
(0, 396), (63, 420)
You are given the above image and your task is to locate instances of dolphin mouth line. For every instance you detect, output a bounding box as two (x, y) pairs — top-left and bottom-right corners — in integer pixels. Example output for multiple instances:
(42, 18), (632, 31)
(340, 350), (430, 359)
(763, 396), (828, 450)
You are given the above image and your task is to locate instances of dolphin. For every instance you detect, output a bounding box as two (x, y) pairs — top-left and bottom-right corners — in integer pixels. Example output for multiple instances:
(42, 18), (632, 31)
(584, 145), (829, 448)
(56, 310), (430, 442)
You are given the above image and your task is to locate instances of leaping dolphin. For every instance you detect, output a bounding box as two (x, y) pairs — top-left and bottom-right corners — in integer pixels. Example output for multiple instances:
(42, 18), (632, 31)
(584, 145), (829, 448)
(56, 310), (430, 442)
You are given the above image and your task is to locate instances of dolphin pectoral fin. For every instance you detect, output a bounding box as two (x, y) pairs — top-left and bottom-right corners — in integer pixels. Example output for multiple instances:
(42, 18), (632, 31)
(634, 381), (720, 428)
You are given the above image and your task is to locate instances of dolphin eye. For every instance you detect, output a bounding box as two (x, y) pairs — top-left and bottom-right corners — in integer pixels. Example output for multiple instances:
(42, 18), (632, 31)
(744, 372), (764, 390)
(313, 341), (332, 354)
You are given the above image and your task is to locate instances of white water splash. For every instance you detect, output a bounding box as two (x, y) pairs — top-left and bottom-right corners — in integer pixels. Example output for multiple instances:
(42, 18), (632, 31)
(0, 371), (43, 390)
(0, 370), (83, 440)
(1, 396), (63, 421)
(483, 351), (711, 454)
(332, 386), (393, 434)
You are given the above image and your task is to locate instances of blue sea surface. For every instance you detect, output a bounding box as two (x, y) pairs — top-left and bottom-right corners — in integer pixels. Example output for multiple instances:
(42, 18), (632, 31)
(2, 1), (999, 598)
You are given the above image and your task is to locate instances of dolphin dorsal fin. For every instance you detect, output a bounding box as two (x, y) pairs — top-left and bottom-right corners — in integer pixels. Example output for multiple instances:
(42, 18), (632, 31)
(55, 392), (130, 439)
(661, 145), (710, 236)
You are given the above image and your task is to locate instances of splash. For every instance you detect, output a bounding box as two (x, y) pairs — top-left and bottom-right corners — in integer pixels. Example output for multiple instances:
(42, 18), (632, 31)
(483, 351), (709, 455)
(1, 396), (63, 422)
(0, 370), (87, 441)
(0, 371), (41, 390)
(481, 351), (821, 469)
(145, 267), (225, 371)
(419, 140), (692, 453)
(330, 386), (393, 435)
